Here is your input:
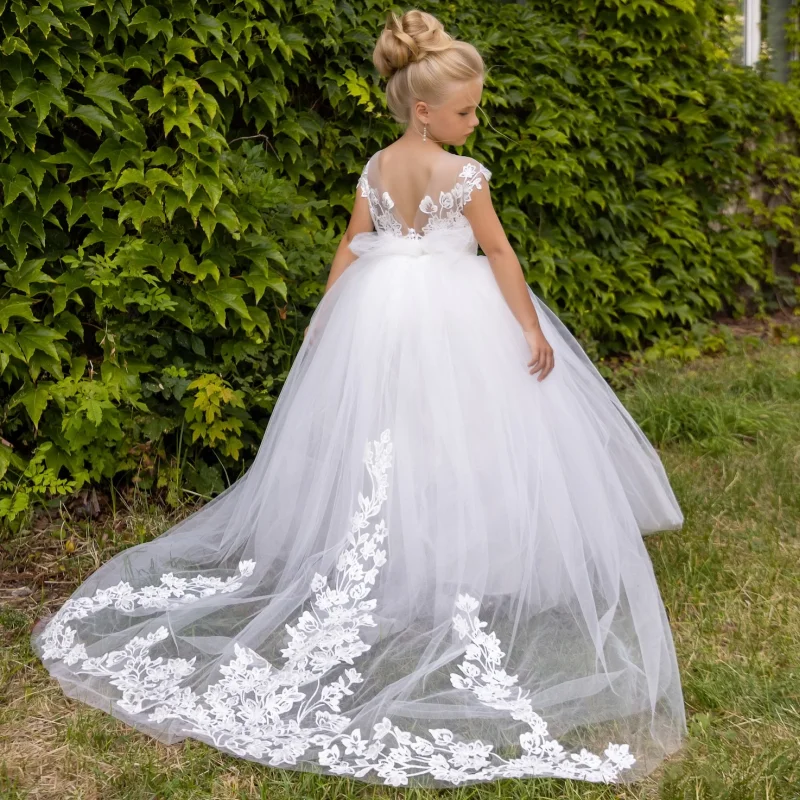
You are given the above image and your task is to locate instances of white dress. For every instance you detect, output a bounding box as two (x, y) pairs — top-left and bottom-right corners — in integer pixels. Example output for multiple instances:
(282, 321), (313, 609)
(31, 148), (688, 788)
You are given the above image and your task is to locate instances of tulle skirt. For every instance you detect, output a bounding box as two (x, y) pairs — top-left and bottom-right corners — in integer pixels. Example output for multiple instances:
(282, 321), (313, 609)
(31, 230), (687, 787)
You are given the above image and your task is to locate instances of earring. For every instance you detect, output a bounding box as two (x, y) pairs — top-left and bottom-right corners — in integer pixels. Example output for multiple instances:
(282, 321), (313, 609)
(423, 123), (427, 143)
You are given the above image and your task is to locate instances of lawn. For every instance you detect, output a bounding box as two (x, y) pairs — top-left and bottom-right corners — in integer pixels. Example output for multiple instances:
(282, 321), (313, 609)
(1, 323), (798, 799)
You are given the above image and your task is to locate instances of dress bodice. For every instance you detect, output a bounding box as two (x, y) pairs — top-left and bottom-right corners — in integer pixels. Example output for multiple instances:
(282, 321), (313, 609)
(356, 149), (492, 246)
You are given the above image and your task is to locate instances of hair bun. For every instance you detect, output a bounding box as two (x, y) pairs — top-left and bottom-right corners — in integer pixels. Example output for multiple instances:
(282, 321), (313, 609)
(373, 9), (454, 79)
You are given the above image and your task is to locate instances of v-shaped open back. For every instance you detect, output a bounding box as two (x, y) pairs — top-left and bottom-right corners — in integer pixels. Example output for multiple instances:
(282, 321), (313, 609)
(373, 149), (447, 235)
(357, 148), (492, 240)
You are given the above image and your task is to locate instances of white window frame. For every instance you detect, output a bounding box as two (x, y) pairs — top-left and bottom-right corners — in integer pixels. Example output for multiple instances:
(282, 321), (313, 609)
(743, 0), (761, 65)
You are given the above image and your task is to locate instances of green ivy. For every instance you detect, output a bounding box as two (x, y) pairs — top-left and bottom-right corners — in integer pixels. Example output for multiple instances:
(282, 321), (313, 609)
(0, 0), (798, 529)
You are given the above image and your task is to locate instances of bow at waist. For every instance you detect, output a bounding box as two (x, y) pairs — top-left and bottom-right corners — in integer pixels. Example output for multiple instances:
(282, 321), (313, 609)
(348, 228), (478, 259)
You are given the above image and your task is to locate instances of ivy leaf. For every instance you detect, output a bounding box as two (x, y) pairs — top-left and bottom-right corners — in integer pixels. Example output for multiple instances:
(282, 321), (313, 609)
(1, 36), (33, 58)
(10, 79), (68, 125)
(243, 266), (270, 304)
(38, 183), (72, 216)
(82, 217), (126, 252)
(264, 273), (287, 302)
(165, 36), (200, 65)
(196, 277), (252, 327)
(90, 139), (141, 176)
(2, 171), (36, 207)
(179, 255), (220, 283)
(0, 297), (36, 331)
(162, 106), (204, 137)
(14, 383), (51, 429)
(198, 172), (222, 211)
(197, 207), (217, 241)
(248, 79), (285, 119)
(116, 110), (148, 149)
(41, 136), (99, 184)
(148, 146), (179, 169)
(10, 151), (48, 190)
(164, 296), (196, 330)
(83, 73), (132, 117)
(242, 305), (272, 341)
(26, 6), (64, 38)
(68, 189), (120, 230)
(243, 265), (287, 303)
(199, 61), (241, 95)
(618, 295), (665, 318)
(144, 168), (179, 193)
(68, 104), (115, 136)
(52, 310), (83, 338)
(15, 325), (65, 361)
(115, 167), (146, 190)
(211, 202), (241, 238)
(3, 205), (45, 246)
(157, 240), (185, 280)
(131, 85), (168, 116)
(180, 165), (200, 201)
(130, 6), (174, 42)
(238, 235), (288, 270)
(161, 186), (187, 223)
(0, 106), (24, 141)
(190, 13), (225, 46)
(4, 259), (52, 293)
(118, 196), (165, 232)
(342, 69), (373, 110)
(0, 332), (24, 361)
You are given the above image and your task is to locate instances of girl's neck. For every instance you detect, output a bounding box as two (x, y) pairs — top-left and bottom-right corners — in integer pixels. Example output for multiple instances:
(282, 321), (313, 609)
(395, 126), (447, 153)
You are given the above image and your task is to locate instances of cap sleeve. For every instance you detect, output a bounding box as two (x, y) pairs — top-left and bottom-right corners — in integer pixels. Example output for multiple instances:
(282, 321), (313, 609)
(356, 160), (370, 198)
(459, 157), (491, 209)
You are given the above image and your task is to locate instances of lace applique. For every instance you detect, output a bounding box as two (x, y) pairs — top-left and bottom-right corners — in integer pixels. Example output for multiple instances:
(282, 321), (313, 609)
(358, 167), (407, 237)
(40, 560), (256, 666)
(41, 430), (635, 786)
(418, 161), (491, 236)
(358, 159), (491, 240)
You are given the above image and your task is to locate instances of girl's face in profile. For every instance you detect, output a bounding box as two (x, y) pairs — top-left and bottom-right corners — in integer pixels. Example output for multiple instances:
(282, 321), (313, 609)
(415, 77), (483, 146)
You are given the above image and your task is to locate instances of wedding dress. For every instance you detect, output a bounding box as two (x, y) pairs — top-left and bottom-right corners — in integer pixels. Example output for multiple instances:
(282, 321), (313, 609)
(31, 147), (688, 788)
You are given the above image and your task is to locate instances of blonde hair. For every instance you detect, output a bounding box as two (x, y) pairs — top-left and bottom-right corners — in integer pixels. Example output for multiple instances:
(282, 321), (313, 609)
(372, 9), (485, 125)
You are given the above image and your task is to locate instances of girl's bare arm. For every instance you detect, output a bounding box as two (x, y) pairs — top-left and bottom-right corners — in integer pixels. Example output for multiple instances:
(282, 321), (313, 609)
(464, 176), (555, 381)
(324, 189), (374, 294)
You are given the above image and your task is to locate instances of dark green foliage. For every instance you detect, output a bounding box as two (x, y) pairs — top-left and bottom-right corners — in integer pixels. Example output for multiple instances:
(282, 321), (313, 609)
(0, 0), (798, 526)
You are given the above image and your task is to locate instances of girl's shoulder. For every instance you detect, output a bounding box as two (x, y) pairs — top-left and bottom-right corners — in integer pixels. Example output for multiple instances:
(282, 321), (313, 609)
(418, 150), (493, 187)
(357, 147), (491, 196)
(365, 146), (489, 170)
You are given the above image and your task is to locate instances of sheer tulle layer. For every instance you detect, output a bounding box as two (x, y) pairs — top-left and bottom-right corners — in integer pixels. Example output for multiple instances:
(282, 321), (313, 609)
(31, 233), (687, 787)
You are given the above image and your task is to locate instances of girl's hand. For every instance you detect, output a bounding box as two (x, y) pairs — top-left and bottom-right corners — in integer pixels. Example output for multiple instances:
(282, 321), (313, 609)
(303, 324), (318, 347)
(524, 327), (554, 381)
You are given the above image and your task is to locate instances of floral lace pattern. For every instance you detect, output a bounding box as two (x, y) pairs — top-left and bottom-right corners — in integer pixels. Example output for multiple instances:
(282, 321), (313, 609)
(40, 430), (636, 786)
(357, 158), (491, 240)
(40, 559), (256, 666)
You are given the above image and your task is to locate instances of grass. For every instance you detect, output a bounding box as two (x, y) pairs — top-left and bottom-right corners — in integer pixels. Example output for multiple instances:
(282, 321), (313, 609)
(1, 323), (799, 799)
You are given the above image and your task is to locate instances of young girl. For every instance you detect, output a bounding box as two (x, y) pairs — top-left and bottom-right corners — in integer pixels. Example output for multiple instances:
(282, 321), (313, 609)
(32, 8), (687, 789)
